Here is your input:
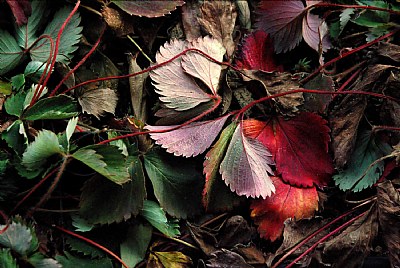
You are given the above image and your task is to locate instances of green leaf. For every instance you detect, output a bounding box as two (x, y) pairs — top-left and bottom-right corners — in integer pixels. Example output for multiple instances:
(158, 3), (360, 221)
(141, 200), (180, 238)
(5, 91), (27, 117)
(66, 117), (78, 152)
(22, 129), (63, 172)
(0, 222), (34, 256)
(2, 120), (27, 154)
(120, 224), (152, 268)
(144, 148), (204, 218)
(203, 122), (244, 212)
(14, 0), (47, 49)
(79, 155), (146, 224)
(23, 84), (48, 111)
(24, 61), (52, 83)
(0, 249), (18, 268)
(66, 236), (106, 259)
(0, 29), (24, 75)
(334, 131), (392, 192)
(72, 145), (130, 185)
(22, 95), (79, 120)
(56, 252), (113, 268)
(28, 253), (61, 268)
(11, 74), (25, 91)
(0, 80), (12, 95)
(30, 6), (82, 64)
(71, 213), (94, 232)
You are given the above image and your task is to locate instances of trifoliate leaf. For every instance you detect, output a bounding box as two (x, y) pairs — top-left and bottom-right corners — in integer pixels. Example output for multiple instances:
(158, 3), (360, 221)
(147, 114), (230, 157)
(220, 123), (275, 198)
(79, 156), (146, 224)
(140, 200), (180, 238)
(120, 224), (152, 268)
(22, 95), (79, 120)
(144, 148), (204, 219)
(56, 252), (113, 268)
(2, 120), (27, 154)
(0, 248), (17, 268)
(77, 88), (118, 119)
(0, 222), (34, 256)
(30, 5), (82, 63)
(22, 129), (63, 172)
(0, 29), (24, 75)
(14, 1), (45, 49)
(72, 145), (129, 185)
(334, 131), (392, 192)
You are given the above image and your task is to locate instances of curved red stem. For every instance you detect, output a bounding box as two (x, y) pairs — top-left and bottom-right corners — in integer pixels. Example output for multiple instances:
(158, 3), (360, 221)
(54, 225), (129, 268)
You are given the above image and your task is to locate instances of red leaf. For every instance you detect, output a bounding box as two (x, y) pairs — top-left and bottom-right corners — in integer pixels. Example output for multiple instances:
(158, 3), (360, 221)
(220, 123), (275, 198)
(6, 0), (32, 26)
(112, 0), (185, 18)
(255, 1), (305, 53)
(243, 112), (334, 188)
(236, 30), (283, 72)
(147, 114), (230, 157)
(251, 177), (319, 241)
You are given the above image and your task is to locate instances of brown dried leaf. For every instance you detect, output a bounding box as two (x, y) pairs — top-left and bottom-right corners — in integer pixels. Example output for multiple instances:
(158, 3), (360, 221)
(376, 181), (400, 267)
(128, 53), (148, 122)
(206, 249), (253, 268)
(242, 71), (304, 114)
(198, 0), (237, 58)
(102, 6), (134, 37)
(187, 222), (218, 256)
(377, 42), (400, 62)
(302, 74), (334, 113)
(322, 205), (378, 268)
(231, 244), (266, 266)
(181, 0), (202, 40)
(78, 88), (118, 119)
(112, 0), (185, 18)
(218, 216), (254, 248)
(329, 96), (367, 168)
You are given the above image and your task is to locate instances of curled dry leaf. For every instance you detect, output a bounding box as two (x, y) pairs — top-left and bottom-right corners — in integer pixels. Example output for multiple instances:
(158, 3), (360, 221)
(102, 6), (135, 37)
(251, 177), (319, 242)
(112, 0), (185, 18)
(181, 1), (201, 40)
(220, 122), (275, 198)
(198, 0), (237, 58)
(78, 88), (118, 119)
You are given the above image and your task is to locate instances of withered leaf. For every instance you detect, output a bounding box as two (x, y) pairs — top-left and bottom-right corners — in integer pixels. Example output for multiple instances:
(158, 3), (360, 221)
(78, 88), (118, 119)
(206, 249), (253, 268)
(242, 71), (304, 114)
(102, 6), (135, 37)
(218, 216), (254, 248)
(128, 53), (148, 122)
(329, 96), (367, 168)
(377, 42), (400, 62)
(322, 205), (378, 268)
(181, 1), (202, 40)
(198, 0), (237, 58)
(376, 181), (400, 267)
(187, 222), (218, 256)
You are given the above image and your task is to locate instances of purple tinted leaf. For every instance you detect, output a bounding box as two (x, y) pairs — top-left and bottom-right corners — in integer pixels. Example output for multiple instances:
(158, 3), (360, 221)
(6, 0), (31, 26)
(220, 123), (275, 198)
(255, 1), (305, 53)
(112, 0), (185, 18)
(302, 12), (331, 52)
(150, 39), (212, 111)
(147, 115), (230, 157)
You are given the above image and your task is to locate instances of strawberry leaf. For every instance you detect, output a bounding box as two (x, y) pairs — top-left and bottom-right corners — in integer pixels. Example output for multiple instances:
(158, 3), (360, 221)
(302, 12), (331, 52)
(0, 249), (17, 268)
(0, 29), (25, 75)
(244, 112), (334, 188)
(72, 145), (130, 185)
(203, 122), (244, 212)
(30, 5), (82, 64)
(120, 224), (152, 268)
(251, 177), (319, 241)
(22, 129), (63, 172)
(236, 30), (283, 72)
(333, 131), (392, 192)
(143, 148), (203, 219)
(220, 122), (275, 198)
(6, 0), (32, 26)
(181, 36), (226, 94)
(22, 95), (79, 120)
(0, 221), (36, 256)
(150, 39), (213, 111)
(147, 115), (230, 157)
(112, 0), (185, 18)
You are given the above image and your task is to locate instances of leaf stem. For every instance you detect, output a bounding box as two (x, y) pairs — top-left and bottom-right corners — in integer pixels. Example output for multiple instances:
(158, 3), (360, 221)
(127, 35), (154, 64)
(300, 30), (398, 84)
(53, 225), (130, 268)
(49, 24), (106, 97)
(272, 199), (374, 268)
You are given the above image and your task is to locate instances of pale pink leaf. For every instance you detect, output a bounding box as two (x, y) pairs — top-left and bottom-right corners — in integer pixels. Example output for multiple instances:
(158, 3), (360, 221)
(182, 36), (226, 94)
(150, 39), (212, 111)
(146, 115), (230, 157)
(255, 1), (305, 53)
(220, 123), (275, 198)
(302, 12), (331, 52)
